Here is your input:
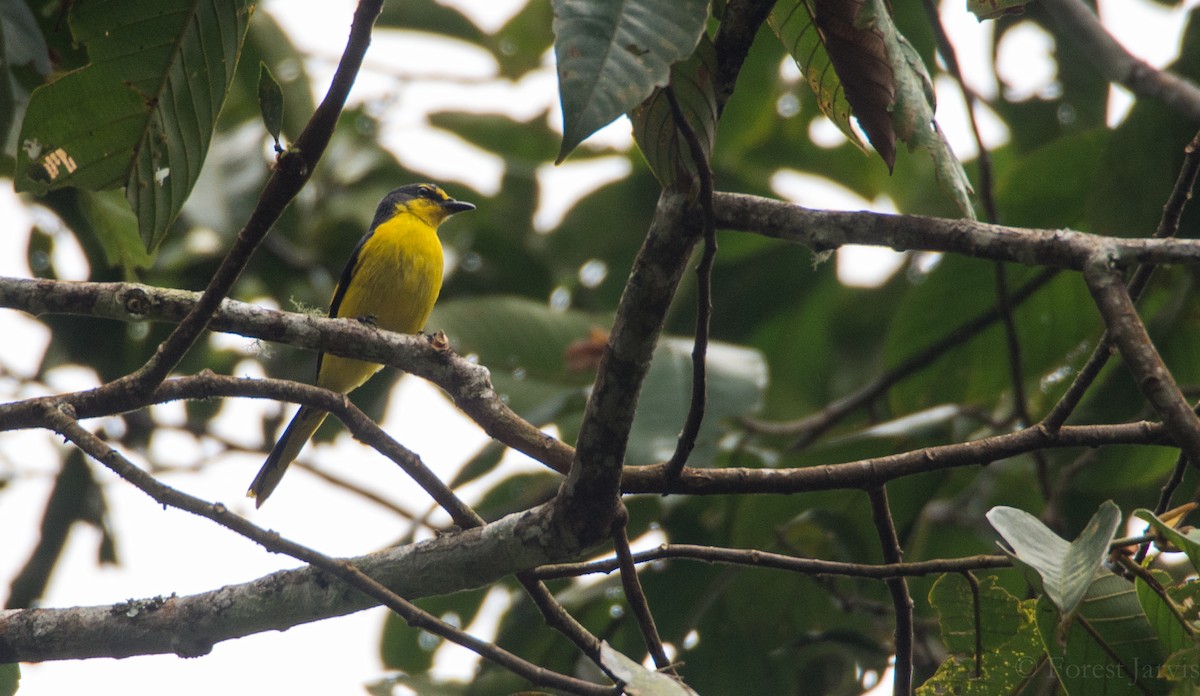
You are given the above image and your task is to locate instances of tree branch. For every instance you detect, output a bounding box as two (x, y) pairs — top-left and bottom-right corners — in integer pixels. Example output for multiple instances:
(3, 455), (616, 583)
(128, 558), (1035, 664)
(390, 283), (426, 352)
(663, 85), (718, 479)
(1041, 0), (1200, 120)
(1041, 129), (1200, 430)
(0, 278), (575, 474)
(611, 507), (673, 672)
(0, 276), (1179, 500)
(558, 191), (701, 546)
(22, 405), (615, 694)
(1082, 261), (1200, 466)
(620, 419), (1167, 494)
(711, 192), (1200, 269)
(0, 415), (583, 666)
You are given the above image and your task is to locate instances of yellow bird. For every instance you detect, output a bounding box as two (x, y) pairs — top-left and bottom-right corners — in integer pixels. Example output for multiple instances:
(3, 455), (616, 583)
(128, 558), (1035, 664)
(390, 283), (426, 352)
(249, 183), (474, 506)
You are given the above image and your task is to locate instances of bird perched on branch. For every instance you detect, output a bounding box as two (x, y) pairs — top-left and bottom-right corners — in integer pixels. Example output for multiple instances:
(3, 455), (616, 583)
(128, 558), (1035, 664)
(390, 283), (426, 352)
(248, 183), (474, 506)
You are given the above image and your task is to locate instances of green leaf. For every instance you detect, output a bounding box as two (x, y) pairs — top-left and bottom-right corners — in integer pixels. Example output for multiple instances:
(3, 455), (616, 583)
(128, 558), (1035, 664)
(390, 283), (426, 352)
(1136, 572), (1193, 658)
(769, 0), (868, 153)
(995, 129), (1109, 229)
(919, 574), (1042, 695)
(257, 61), (284, 148)
(78, 189), (154, 271)
(15, 0), (255, 251)
(0, 663), (18, 696)
(630, 35), (717, 189)
(432, 295), (600, 386)
(600, 641), (699, 695)
(1134, 509), (1200, 579)
(1034, 575), (1169, 696)
(433, 295), (767, 465)
(987, 501), (1121, 617)
(1160, 646), (1200, 687)
(552, 0), (708, 162)
(883, 258), (1100, 416)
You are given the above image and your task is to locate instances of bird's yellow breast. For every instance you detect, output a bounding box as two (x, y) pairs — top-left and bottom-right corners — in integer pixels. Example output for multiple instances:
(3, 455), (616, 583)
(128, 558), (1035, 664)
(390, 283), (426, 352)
(316, 212), (444, 393)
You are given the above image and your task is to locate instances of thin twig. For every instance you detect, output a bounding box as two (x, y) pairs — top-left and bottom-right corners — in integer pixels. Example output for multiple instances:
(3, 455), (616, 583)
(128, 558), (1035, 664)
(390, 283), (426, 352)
(1154, 453), (1191, 517)
(296, 462), (425, 521)
(513, 573), (610, 672)
(663, 86), (718, 480)
(868, 486), (913, 696)
(992, 262), (1052, 499)
(41, 404), (616, 695)
(611, 507), (674, 672)
(711, 192), (1200, 270)
(534, 544), (1011, 581)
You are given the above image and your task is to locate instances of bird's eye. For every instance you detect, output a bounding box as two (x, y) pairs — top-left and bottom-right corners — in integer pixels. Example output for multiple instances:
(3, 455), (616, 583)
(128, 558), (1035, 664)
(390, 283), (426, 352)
(417, 185), (438, 200)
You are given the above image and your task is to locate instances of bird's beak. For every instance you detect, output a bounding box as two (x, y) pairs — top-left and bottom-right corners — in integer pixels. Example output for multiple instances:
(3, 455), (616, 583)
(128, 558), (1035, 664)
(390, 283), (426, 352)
(441, 199), (475, 215)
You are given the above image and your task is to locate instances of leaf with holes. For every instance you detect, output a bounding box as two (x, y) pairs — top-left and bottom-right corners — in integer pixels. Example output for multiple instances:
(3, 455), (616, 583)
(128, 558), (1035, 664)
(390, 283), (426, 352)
(552, 0), (708, 162)
(15, 0), (254, 251)
(919, 575), (1042, 695)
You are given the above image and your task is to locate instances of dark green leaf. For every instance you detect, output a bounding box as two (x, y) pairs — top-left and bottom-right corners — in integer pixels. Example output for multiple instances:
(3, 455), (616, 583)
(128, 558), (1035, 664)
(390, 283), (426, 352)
(0, 0), (51, 158)
(969, 0), (1032, 20)
(15, 0), (255, 250)
(628, 337), (766, 467)
(257, 61), (284, 148)
(863, 0), (972, 216)
(995, 128), (1109, 228)
(552, 0), (709, 161)
(77, 189), (153, 272)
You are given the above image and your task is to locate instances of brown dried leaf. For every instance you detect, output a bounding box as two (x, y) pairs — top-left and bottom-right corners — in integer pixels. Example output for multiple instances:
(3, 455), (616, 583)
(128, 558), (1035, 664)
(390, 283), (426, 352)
(811, 0), (896, 169)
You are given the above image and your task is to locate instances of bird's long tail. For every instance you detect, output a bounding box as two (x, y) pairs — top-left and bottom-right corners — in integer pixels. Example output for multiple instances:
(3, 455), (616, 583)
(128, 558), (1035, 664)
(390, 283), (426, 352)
(248, 406), (328, 507)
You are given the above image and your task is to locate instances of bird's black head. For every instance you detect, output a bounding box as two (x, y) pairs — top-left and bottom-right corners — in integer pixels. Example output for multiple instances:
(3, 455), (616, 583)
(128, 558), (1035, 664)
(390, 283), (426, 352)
(372, 183), (474, 229)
